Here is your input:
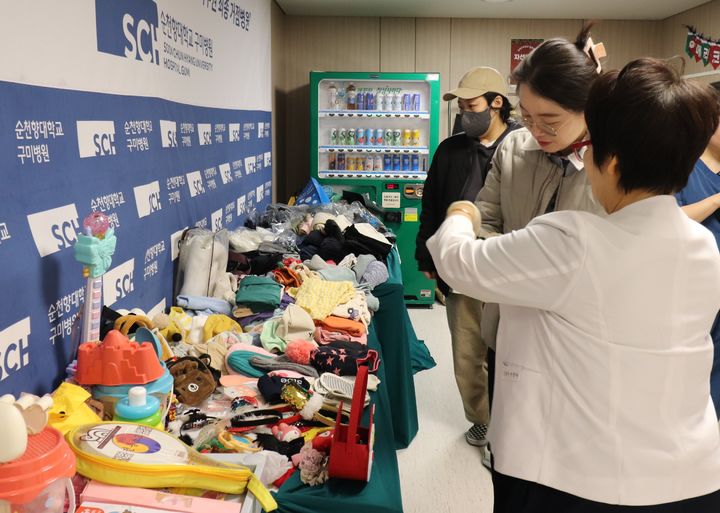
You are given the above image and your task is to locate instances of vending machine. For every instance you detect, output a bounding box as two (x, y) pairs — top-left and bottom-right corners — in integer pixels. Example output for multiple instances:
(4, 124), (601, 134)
(309, 71), (441, 306)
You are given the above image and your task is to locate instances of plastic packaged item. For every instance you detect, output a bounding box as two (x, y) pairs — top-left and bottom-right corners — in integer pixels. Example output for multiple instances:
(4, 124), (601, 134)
(66, 422), (277, 511)
(0, 427), (76, 513)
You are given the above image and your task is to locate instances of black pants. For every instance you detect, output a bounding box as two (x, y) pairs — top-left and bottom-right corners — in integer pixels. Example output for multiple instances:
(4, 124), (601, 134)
(492, 471), (720, 513)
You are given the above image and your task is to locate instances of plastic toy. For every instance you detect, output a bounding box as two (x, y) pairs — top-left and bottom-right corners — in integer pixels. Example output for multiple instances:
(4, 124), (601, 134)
(271, 422), (302, 443)
(113, 387), (163, 429)
(74, 212), (116, 344)
(0, 393), (53, 435)
(75, 329), (164, 386)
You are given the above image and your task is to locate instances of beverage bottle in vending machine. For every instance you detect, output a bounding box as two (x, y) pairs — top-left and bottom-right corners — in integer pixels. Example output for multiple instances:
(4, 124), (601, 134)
(328, 82), (338, 110)
(357, 156), (364, 171)
(357, 91), (366, 111)
(337, 153), (346, 170)
(348, 156), (357, 171)
(328, 153), (337, 170)
(402, 129), (412, 146)
(339, 128), (347, 146)
(366, 91), (375, 110)
(346, 83), (357, 110)
(375, 128), (383, 146)
(411, 129), (421, 146)
(411, 154), (419, 171)
(383, 153), (392, 170)
(330, 128), (339, 145)
(365, 155), (374, 171)
(356, 128), (366, 146)
(402, 93), (412, 111)
(374, 155), (383, 171)
(385, 129), (394, 147)
(412, 93), (421, 111)
(392, 154), (401, 171)
(367, 128), (376, 146)
(348, 128), (356, 146)
(390, 91), (399, 111)
(376, 92), (385, 111)
(402, 154), (410, 171)
(392, 129), (402, 147)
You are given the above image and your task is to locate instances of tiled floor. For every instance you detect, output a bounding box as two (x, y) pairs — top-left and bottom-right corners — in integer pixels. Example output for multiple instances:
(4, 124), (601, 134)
(398, 304), (493, 513)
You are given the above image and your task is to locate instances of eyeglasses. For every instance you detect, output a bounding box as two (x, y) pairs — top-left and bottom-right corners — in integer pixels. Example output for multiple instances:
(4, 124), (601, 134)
(571, 139), (592, 162)
(519, 115), (573, 137)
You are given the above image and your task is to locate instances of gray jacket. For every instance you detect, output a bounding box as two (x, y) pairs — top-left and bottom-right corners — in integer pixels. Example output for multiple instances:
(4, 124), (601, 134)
(474, 128), (606, 348)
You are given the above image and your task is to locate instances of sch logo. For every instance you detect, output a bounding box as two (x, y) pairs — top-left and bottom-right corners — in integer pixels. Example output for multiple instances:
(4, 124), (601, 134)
(95, 0), (159, 65)
(0, 317), (31, 382)
(76, 121), (116, 158)
(133, 181), (162, 218)
(103, 259), (135, 307)
(27, 204), (80, 257)
(160, 120), (177, 148)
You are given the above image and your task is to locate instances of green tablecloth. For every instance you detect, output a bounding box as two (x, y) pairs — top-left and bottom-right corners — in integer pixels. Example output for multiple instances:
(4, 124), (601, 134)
(273, 247), (436, 513)
(274, 321), (403, 513)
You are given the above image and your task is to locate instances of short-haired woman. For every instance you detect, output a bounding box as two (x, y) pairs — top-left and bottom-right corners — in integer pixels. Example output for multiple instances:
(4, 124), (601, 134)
(428, 58), (720, 512)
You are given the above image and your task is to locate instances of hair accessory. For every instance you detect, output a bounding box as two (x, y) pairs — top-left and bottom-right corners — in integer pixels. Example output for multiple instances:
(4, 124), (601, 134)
(583, 37), (607, 74)
(229, 408), (284, 431)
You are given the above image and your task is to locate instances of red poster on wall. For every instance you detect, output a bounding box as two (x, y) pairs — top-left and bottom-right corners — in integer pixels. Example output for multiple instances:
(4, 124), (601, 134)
(511, 39), (544, 72)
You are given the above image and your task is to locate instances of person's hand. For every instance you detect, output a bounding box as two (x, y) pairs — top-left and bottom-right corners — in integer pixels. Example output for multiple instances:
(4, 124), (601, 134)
(422, 271), (437, 280)
(446, 200), (482, 236)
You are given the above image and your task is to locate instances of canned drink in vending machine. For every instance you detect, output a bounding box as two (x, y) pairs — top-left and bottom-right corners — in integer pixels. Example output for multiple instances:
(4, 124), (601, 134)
(348, 156), (357, 171)
(412, 93), (421, 111)
(328, 153), (337, 170)
(411, 154), (419, 171)
(402, 154), (410, 171)
(374, 155), (383, 170)
(366, 92), (375, 110)
(402, 129), (412, 146)
(402, 93), (412, 111)
(411, 129), (421, 146)
(337, 153), (346, 170)
(385, 129), (395, 147)
(357, 156), (364, 171)
(356, 128), (366, 146)
(392, 153), (401, 171)
(383, 153), (392, 170)
(365, 155), (374, 171)
(330, 128), (338, 146)
(393, 129), (402, 147)
(367, 128), (375, 146)
(347, 128), (356, 146)
(375, 129), (384, 145)
(357, 92), (366, 111)
(376, 92), (385, 111)
(339, 128), (347, 146)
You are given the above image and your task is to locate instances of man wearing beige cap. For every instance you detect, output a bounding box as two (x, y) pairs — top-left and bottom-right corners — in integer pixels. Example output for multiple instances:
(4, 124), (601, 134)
(416, 67), (518, 450)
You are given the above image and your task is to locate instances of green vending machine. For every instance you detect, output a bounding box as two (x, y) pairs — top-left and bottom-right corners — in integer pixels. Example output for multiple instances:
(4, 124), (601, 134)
(309, 71), (441, 306)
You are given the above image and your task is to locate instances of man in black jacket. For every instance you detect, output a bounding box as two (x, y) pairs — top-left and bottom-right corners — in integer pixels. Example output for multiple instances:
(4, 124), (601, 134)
(416, 67), (519, 448)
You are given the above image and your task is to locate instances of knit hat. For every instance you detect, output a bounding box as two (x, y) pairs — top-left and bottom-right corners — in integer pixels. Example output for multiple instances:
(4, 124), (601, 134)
(226, 343), (276, 377)
(311, 346), (372, 376)
(360, 260), (389, 290)
(250, 355), (319, 379)
(260, 319), (287, 353)
(258, 374), (311, 403)
(275, 304), (315, 342)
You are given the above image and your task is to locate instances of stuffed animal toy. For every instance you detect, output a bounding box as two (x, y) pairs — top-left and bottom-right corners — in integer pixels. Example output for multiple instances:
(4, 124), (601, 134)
(153, 313), (184, 343)
(311, 429), (334, 453)
(166, 355), (218, 406)
(295, 442), (329, 486)
(285, 339), (318, 365)
(114, 314), (153, 336)
(271, 422), (302, 443)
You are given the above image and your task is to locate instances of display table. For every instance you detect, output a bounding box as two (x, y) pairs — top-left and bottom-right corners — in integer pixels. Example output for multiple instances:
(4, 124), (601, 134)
(273, 248), (436, 512)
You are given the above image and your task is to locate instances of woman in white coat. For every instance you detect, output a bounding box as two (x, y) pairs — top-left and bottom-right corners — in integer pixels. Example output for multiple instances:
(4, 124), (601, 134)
(427, 58), (720, 512)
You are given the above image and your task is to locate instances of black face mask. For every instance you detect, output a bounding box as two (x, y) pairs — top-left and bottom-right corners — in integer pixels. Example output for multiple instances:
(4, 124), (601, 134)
(461, 108), (493, 139)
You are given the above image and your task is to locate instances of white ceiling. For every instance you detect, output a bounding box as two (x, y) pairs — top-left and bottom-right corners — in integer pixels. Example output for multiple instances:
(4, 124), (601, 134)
(276, 0), (709, 21)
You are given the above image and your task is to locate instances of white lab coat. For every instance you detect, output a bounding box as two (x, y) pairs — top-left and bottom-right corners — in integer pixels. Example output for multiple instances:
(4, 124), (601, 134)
(427, 195), (720, 505)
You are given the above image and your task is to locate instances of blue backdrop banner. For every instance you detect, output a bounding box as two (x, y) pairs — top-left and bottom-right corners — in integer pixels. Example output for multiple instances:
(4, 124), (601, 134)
(0, 0), (272, 396)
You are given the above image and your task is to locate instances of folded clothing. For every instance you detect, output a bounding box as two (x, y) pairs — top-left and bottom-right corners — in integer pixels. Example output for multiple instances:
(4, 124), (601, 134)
(311, 346), (376, 376)
(315, 315), (366, 337)
(235, 275), (283, 312)
(294, 278), (355, 320)
(331, 292), (371, 327)
(317, 266), (357, 283)
(176, 295), (232, 316)
(314, 327), (367, 348)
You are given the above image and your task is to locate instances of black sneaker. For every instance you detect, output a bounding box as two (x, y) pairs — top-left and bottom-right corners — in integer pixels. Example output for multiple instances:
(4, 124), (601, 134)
(465, 423), (488, 447)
